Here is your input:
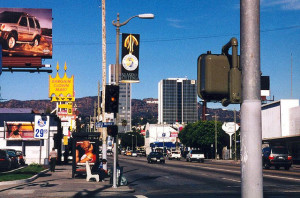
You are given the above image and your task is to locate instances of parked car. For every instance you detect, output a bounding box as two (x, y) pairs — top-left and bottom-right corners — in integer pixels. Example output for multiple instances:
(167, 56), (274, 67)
(262, 146), (292, 170)
(15, 150), (25, 166)
(147, 152), (165, 164)
(0, 11), (42, 49)
(1, 149), (19, 169)
(0, 149), (12, 170)
(186, 150), (205, 163)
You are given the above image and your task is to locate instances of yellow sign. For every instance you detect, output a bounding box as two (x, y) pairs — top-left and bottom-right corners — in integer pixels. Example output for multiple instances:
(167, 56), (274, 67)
(49, 62), (74, 101)
(63, 136), (68, 145)
(58, 104), (73, 109)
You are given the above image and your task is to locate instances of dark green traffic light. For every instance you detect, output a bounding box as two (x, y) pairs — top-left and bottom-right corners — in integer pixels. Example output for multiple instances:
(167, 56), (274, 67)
(197, 38), (242, 106)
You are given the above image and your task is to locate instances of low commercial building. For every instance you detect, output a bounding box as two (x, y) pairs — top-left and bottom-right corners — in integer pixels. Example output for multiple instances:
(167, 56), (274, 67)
(0, 109), (61, 165)
(262, 99), (300, 163)
(144, 123), (181, 155)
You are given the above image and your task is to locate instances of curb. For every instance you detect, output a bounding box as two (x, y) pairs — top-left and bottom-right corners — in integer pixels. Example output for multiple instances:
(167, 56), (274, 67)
(0, 168), (49, 186)
(102, 185), (135, 193)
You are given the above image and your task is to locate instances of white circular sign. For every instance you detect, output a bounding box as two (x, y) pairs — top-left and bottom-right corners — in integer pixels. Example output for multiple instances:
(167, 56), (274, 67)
(122, 54), (138, 71)
(222, 122), (239, 135)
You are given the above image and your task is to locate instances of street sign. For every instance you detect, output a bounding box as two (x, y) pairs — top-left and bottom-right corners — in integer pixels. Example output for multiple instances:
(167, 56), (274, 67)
(34, 115), (50, 139)
(96, 122), (114, 128)
(222, 122), (239, 135)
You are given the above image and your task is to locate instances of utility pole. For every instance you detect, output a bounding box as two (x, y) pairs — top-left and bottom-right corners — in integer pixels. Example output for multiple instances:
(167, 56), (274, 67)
(101, 0), (107, 171)
(214, 112), (218, 160)
(240, 0), (263, 197)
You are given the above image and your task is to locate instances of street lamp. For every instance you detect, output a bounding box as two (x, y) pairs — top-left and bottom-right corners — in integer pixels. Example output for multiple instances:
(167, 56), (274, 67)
(112, 13), (154, 86)
(112, 13), (154, 188)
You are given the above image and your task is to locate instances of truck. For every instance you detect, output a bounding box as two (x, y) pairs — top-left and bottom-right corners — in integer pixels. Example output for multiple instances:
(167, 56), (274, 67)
(186, 150), (205, 163)
(168, 150), (181, 160)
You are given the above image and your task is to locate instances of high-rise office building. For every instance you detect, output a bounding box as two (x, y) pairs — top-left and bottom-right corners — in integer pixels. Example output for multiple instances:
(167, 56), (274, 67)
(109, 64), (131, 132)
(158, 78), (198, 124)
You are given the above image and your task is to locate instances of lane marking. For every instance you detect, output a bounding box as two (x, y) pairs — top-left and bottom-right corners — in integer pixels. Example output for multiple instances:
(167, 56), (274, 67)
(222, 177), (241, 183)
(263, 174), (300, 182)
(135, 195), (148, 198)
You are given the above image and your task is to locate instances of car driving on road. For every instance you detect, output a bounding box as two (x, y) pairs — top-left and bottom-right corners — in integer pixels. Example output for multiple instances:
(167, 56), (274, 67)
(262, 146), (292, 170)
(0, 11), (42, 49)
(147, 152), (165, 164)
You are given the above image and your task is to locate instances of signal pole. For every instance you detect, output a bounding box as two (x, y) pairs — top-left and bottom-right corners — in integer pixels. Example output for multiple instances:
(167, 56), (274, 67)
(240, 0), (263, 197)
(101, 0), (107, 171)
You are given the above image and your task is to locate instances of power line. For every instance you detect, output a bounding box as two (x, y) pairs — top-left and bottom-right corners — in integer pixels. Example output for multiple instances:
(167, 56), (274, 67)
(53, 25), (300, 46)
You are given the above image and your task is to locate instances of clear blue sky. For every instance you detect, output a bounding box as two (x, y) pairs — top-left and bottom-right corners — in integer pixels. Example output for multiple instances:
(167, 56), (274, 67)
(0, 0), (299, 110)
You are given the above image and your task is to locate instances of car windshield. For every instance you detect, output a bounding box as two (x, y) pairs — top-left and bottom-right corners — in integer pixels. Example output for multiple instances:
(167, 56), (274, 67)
(272, 148), (288, 154)
(191, 150), (202, 154)
(7, 150), (16, 157)
(0, 12), (22, 23)
(150, 152), (163, 157)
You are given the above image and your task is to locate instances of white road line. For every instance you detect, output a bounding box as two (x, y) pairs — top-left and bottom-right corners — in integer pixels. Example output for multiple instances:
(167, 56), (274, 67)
(188, 164), (300, 182)
(135, 195), (148, 198)
(263, 174), (300, 182)
(222, 177), (241, 183)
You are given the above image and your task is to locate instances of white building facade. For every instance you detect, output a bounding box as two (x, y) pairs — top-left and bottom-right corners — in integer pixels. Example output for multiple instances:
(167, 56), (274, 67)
(144, 123), (181, 155)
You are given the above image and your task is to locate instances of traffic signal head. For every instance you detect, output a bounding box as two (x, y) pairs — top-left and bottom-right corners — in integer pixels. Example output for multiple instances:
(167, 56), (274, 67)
(105, 85), (119, 113)
(197, 38), (242, 106)
(107, 125), (118, 137)
(197, 53), (230, 101)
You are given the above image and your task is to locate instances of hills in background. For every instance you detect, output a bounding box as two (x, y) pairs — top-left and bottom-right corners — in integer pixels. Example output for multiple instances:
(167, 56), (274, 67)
(0, 96), (239, 124)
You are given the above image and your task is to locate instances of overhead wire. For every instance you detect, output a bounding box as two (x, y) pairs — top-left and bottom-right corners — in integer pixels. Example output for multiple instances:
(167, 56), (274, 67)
(53, 25), (300, 46)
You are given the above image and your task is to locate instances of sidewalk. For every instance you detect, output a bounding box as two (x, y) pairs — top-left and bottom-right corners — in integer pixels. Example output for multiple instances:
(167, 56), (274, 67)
(0, 164), (134, 198)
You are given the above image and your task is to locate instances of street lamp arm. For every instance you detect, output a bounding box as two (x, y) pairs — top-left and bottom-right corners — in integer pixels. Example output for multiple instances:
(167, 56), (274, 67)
(112, 13), (154, 28)
(112, 15), (139, 28)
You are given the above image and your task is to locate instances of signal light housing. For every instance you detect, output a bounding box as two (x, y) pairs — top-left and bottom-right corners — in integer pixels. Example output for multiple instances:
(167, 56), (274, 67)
(105, 85), (119, 113)
(107, 125), (118, 137)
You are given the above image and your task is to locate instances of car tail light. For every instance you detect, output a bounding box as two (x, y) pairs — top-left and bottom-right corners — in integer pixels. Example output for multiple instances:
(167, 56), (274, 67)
(0, 24), (5, 30)
(0, 158), (5, 161)
(269, 155), (274, 160)
(288, 156), (292, 160)
(190, 154), (192, 157)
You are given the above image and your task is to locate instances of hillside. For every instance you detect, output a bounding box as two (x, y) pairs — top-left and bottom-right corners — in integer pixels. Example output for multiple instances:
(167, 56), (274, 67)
(0, 97), (239, 124)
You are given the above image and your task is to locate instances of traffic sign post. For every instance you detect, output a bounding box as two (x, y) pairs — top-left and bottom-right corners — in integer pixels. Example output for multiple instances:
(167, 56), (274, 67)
(34, 115), (50, 165)
(34, 115), (50, 139)
(95, 122), (114, 128)
(222, 122), (239, 159)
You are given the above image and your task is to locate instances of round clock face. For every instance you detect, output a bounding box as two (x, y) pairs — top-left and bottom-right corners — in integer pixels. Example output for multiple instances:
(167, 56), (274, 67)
(122, 54), (138, 71)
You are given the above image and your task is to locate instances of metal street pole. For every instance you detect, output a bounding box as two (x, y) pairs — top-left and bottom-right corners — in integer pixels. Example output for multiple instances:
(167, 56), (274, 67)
(132, 135), (133, 151)
(234, 109), (237, 161)
(240, 0), (263, 197)
(135, 134), (137, 150)
(214, 112), (218, 160)
(112, 13), (154, 188)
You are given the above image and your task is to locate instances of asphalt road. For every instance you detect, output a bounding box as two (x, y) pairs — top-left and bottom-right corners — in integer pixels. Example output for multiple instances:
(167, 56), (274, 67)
(113, 155), (300, 198)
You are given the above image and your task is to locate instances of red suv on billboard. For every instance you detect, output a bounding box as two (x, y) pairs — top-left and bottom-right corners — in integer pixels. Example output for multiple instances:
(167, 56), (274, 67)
(0, 11), (42, 49)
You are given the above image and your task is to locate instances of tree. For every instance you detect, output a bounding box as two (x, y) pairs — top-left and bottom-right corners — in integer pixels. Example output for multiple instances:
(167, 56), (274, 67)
(119, 132), (145, 150)
(179, 121), (229, 159)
